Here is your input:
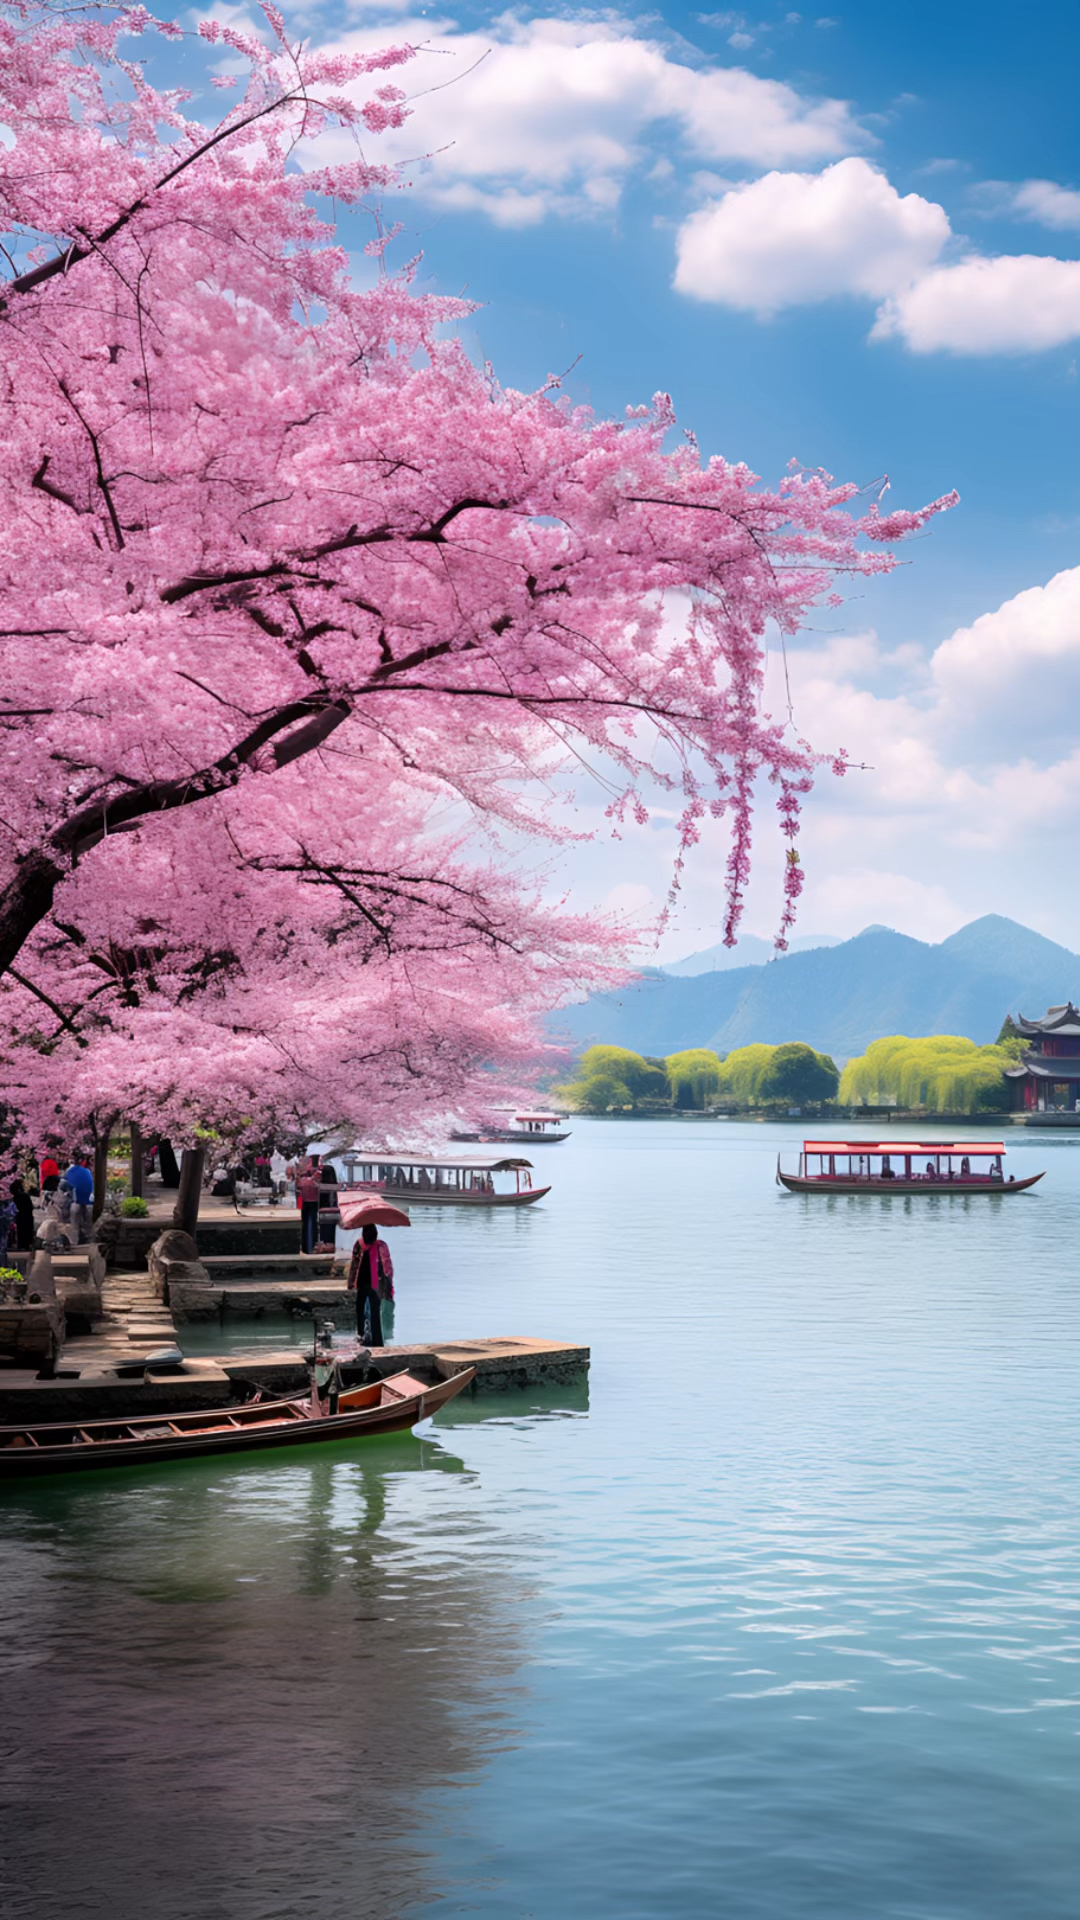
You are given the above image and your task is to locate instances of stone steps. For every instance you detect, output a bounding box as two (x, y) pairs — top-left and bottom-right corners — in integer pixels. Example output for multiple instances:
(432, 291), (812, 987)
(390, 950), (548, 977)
(59, 1270), (180, 1368)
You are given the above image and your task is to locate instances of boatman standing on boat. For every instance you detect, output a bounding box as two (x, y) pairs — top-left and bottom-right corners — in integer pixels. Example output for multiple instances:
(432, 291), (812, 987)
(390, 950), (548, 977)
(349, 1224), (394, 1346)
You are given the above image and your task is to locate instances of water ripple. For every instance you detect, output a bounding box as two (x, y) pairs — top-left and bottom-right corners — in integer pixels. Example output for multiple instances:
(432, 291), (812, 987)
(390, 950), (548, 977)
(3, 1119), (1080, 1919)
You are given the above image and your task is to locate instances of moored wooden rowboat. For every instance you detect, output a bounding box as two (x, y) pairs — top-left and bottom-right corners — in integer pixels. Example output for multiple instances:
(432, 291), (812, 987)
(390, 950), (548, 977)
(777, 1139), (1044, 1195)
(0, 1367), (475, 1478)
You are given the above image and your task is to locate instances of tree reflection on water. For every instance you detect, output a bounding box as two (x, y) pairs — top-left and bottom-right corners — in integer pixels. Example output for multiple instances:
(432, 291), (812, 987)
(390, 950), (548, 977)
(0, 1409), (569, 1920)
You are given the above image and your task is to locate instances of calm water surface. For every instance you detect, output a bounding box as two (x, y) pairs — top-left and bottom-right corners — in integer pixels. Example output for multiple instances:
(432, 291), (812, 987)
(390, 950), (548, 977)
(3, 1119), (1080, 1919)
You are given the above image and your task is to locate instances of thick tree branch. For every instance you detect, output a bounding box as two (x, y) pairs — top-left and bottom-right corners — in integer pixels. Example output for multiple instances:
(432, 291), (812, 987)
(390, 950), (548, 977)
(7, 964), (85, 1043)
(58, 380), (125, 550)
(31, 454), (83, 516)
(159, 499), (513, 604)
(0, 695), (353, 976)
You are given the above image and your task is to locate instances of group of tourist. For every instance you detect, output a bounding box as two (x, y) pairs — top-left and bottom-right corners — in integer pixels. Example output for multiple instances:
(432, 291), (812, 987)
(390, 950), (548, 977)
(4, 1139), (401, 1351)
(0, 1152), (96, 1257)
(876, 1155), (1009, 1183)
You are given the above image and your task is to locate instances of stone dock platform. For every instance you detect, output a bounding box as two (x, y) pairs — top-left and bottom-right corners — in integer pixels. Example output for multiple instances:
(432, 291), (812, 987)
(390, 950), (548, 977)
(0, 1194), (588, 1424)
(0, 1336), (589, 1424)
(169, 1267), (345, 1323)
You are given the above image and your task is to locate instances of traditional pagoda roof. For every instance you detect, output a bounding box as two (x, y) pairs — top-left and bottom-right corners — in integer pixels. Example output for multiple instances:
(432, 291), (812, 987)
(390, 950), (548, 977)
(1005, 1055), (1080, 1080)
(1013, 1002), (1080, 1038)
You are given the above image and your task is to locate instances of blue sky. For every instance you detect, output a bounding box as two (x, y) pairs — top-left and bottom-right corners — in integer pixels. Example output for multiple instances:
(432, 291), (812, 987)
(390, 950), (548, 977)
(194, 1), (1080, 957)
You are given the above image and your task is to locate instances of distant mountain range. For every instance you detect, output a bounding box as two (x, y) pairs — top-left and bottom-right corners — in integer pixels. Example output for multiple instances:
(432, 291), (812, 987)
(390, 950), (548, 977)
(662, 931), (842, 975)
(551, 916), (1080, 1062)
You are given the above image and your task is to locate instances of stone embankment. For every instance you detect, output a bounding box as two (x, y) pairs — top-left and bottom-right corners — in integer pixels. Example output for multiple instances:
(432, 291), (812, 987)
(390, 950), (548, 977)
(223, 1336), (590, 1398)
(0, 1335), (588, 1423)
(0, 1202), (588, 1424)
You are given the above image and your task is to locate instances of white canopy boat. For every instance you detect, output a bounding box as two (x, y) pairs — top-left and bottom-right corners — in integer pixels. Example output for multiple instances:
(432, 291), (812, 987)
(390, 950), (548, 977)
(451, 1109), (571, 1144)
(340, 1151), (550, 1207)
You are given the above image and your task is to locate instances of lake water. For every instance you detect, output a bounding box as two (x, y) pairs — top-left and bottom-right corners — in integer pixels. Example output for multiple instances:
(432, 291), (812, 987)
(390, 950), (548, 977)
(3, 1118), (1080, 1920)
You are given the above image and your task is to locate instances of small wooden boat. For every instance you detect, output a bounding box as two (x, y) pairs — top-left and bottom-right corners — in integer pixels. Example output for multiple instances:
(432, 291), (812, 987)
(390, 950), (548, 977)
(777, 1139), (1043, 1196)
(0, 1367), (475, 1478)
(339, 1152), (550, 1207)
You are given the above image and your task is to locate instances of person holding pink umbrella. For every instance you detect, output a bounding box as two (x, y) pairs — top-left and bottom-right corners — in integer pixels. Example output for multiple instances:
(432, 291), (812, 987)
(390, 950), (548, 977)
(349, 1224), (394, 1345)
(339, 1195), (410, 1347)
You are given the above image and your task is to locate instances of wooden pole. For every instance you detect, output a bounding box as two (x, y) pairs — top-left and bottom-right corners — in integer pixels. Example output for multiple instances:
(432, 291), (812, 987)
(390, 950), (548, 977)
(129, 1121), (144, 1199)
(92, 1128), (111, 1222)
(172, 1146), (206, 1240)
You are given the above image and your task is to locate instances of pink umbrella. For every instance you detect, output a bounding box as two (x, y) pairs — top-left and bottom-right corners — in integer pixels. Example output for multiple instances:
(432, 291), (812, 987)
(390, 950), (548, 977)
(338, 1195), (411, 1230)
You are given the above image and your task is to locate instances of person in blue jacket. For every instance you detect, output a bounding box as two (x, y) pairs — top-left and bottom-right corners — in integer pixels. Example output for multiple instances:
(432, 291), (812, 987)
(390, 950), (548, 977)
(63, 1156), (94, 1243)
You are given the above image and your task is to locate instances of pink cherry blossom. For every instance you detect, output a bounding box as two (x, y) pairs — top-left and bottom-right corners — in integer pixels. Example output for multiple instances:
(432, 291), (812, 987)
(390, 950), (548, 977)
(0, 3), (955, 1148)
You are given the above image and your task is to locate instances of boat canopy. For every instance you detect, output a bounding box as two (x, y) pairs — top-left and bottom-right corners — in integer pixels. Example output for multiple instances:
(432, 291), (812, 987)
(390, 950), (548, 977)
(513, 1112), (562, 1125)
(345, 1151), (534, 1173)
(802, 1140), (1005, 1156)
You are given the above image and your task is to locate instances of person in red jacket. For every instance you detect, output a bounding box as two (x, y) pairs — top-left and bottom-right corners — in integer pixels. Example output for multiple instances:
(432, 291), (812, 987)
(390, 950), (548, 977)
(39, 1154), (60, 1196)
(348, 1225), (394, 1346)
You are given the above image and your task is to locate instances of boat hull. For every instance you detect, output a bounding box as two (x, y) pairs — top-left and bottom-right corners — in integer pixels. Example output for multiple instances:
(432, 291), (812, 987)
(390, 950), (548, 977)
(450, 1131), (570, 1145)
(0, 1368), (475, 1478)
(377, 1184), (550, 1206)
(777, 1172), (1044, 1195)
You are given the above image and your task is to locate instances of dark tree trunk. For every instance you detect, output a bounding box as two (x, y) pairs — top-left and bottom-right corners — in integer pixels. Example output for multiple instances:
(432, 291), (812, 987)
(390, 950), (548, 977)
(157, 1140), (181, 1187)
(92, 1128), (113, 1222)
(0, 850), (63, 980)
(129, 1121), (144, 1199)
(172, 1146), (206, 1239)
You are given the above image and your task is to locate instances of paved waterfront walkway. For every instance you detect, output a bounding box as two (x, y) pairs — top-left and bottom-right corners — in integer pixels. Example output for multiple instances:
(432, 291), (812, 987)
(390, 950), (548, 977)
(62, 1269), (179, 1369)
(126, 1188), (300, 1228)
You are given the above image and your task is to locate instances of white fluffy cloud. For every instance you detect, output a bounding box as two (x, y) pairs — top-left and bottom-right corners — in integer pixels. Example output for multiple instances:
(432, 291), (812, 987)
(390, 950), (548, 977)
(673, 157), (1080, 354)
(312, 16), (864, 225)
(874, 254), (1080, 354)
(636, 562), (1080, 949)
(928, 566), (1080, 752)
(1005, 179), (1080, 231)
(556, 562), (1080, 953)
(296, 9), (1080, 356)
(673, 157), (948, 311)
(777, 569), (1080, 801)
(771, 566), (1080, 915)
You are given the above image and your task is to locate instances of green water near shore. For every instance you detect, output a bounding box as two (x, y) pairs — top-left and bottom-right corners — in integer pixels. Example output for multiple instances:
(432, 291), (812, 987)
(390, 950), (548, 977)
(2, 1118), (1079, 1919)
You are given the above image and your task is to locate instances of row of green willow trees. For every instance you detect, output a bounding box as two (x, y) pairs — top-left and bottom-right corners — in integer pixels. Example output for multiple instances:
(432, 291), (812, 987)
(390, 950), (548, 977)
(556, 1043), (841, 1113)
(838, 1031), (1023, 1112)
(557, 1025), (1025, 1114)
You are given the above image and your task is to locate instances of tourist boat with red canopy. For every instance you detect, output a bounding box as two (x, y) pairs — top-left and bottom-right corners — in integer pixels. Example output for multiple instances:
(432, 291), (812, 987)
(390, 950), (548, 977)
(777, 1140), (1044, 1195)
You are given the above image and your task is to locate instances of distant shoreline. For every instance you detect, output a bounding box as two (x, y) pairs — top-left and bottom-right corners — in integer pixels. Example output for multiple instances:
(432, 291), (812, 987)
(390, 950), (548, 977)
(568, 1109), (1078, 1128)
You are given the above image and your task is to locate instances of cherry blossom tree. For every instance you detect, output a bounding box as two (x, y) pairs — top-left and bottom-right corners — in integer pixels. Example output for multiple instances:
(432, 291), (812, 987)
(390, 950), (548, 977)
(0, 0), (955, 1004)
(0, 765), (618, 1223)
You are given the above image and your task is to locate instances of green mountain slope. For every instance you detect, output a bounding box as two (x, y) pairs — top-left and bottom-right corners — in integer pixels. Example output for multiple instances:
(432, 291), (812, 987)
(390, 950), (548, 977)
(550, 917), (1080, 1061)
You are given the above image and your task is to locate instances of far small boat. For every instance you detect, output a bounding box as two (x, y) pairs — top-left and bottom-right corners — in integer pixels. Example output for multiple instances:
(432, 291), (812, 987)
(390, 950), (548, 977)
(451, 1111), (571, 1144)
(0, 1367), (476, 1478)
(777, 1139), (1044, 1195)
(340, 1151), (550, 1207)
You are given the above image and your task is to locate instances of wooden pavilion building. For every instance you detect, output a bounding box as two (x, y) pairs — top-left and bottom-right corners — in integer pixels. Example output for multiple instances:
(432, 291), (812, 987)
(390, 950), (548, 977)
(1004, 1002), (1080, 1112)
